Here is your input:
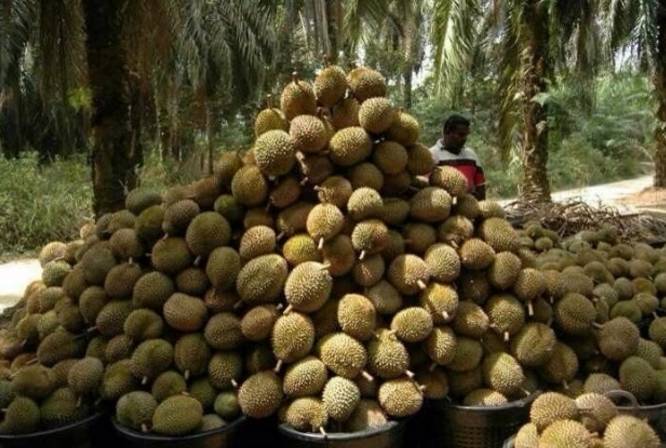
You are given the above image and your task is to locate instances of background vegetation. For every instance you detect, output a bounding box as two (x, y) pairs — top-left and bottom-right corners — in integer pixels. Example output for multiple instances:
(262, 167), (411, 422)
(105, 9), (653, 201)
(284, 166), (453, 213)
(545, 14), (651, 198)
(0, 0), (663, 253)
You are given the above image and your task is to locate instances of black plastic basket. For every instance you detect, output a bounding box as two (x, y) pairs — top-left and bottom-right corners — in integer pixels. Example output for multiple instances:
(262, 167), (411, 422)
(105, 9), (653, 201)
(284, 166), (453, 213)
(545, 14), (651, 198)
(422, 393), (539, 448)
(606, 389), (666, 439)
(277, 420), (407, 448)
(0, 412), (106, 448)
(111, 415), (246, 448)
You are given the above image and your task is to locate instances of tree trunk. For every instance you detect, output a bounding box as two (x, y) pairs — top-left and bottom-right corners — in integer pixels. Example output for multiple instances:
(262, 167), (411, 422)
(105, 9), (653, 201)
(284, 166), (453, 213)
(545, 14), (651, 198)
(518, 0), (551, 203)
(83, 0), (134, 216)
(401, 4), (417, 109)
(653, 1), (666, 187)
(326, 0), (342, 64)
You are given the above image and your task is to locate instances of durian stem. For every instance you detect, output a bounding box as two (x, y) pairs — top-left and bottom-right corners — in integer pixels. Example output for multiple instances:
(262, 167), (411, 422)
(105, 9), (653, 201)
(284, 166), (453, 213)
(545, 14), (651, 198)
(295, 151), (306, 162)
(266, 94), (273, 109)
(592, 322), (603, 330)
(129, 257), (134, 265)
(141, 376), (148, 386)
(277, 232), (285, 241)
(141, 423), (149, 433)
(503, 331), (510, 342)
(76, 397), (82, 408)
(361, 371), (374, 382)
(428, 363), (437, 372)
(318, 237), (325, 250)
(319, 426), (328, 437)
(194, 256), (202, 266)
(417, 279), (427, 290)
(233, 300), (244, 310)
(359, 250), (366, 261)
(300, 177), (310, 186)
(313, 185), (322, 191)
(527, 301), (534, 316)
(274, 359), (283, 373)
(283, 304), (293, 315)
(184, 370), (190, 381)
(441, 311), (450, 321)
(231, 379), (239, 389)
(265, 202), (272, 212)
(405, 370), (415, 379)
(291, 71), (299, 83)
(276, 303), (285, 311)
(319, 262), (331, 271)
(25, 357), (38, 366)
(562, 380), (569, 390)
(521, 388), (531, 397)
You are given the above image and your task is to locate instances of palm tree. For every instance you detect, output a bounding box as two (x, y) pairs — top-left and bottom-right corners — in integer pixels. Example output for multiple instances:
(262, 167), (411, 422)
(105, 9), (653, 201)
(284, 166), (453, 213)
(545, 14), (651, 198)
(431, 0), (602, 202)
(603, 0), (666, 187)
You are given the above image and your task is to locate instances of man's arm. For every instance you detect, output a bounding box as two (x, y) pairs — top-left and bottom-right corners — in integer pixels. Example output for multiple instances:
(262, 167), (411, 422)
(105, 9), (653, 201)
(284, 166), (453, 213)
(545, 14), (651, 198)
(474, 166), (486, 200)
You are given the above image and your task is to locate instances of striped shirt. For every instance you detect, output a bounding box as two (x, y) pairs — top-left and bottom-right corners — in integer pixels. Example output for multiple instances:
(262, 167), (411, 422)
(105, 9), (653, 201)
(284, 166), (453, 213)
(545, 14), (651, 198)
(429, 139), (486, 194)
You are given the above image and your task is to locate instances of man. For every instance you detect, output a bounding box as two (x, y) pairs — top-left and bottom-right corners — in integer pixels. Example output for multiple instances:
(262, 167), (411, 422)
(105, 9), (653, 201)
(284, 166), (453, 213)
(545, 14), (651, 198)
(429, 114), (486, 200)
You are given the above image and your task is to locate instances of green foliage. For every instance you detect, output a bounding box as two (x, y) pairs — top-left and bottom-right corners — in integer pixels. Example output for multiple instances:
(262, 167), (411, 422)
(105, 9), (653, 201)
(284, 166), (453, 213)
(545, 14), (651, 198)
(0, 153), (92, 255)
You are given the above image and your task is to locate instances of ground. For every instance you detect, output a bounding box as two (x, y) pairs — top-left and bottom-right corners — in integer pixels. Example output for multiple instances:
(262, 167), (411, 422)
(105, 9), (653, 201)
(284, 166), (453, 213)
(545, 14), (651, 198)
(0, 174), (664, 311)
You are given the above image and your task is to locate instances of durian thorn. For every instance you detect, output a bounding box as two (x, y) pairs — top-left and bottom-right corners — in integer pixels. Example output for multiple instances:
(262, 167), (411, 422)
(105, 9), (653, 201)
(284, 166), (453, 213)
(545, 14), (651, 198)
(194, 256), (202, 266)
(283, 304), (293, 315)
(503, 331), (510, 342)
(318, 237), (325, 250)
(274, 359), (283, 373)
(417, 279), (427, 290)
(527, 301), (534, 316)
(231, 379), (239, 389)
(319, 426), (328, 437)
(592, 322), (603, 330)
(141, 376), (148, 386)
(405, 370), (415, 379)
(361, 371), (374, 382)
(141, 423), (149, 433)
(441, 311), (450, 321)
(184, 370), (190, 381)
(359, 250), (366, 261)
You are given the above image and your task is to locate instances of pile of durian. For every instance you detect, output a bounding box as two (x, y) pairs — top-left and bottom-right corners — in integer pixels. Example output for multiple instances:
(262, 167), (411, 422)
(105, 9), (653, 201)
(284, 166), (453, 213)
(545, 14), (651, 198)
(514, 391), (661, 447)
(0, 65), (663, 446)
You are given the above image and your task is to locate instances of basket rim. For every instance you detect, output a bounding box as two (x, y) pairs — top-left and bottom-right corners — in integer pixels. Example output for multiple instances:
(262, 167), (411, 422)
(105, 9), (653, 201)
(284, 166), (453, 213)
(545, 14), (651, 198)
(0, 412), (104, 440)
(433, 391), (541, 413)
(112, 415), (247, 441)
(616, 401), (666, 411)
(277, 419), (403, 441)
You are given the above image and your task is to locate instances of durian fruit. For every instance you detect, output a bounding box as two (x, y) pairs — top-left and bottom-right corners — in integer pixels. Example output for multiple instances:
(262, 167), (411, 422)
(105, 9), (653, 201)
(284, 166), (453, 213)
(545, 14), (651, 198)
(460, 239), (496, 270)
(554, 293), (596, 336)
(281, 75), (317, 120)
(322, 376), (361, 422)
(539, 419), (593, 447)
(331, 97), (360, 130)
(387, 112), (419, 146)
(447, 337), (483, 372)
(530, 392), (579, 431)
(284, 397), (328, 433)
(603, 415), (661, 448)
(254, 104), (288, 137)
(236, 254), (289, 304)
(452, 301), (490, 339)
(290, 115), (328, 154)
(314, 65), (347, 107)
(373, 141), (408, 175)
(514, 423), (539, 448)
(116, 391), (158, 432)
(575, 392), (617, 433)
(358, 97), (397, 134)
(344, 400), (388, 432)
(347, 187), (383, 221)
(130, 339), (173, 385)
(238, 370), (284, 419)
(482, 352), (525, 397)
(271, 312), (315, 366)
(283, 356), (328, 398)
(511, 322), (556, 367)
(67, 357), (104, 397)
(174, 333), (211, 380)
(0, 396), (41, 434)
(410, 187), (452, 223)
(488, 252), (522, 290)
(463, 389), (508, 406)
(329, 127), (373, 167)
(619, 356), (657, 401)
(318, 333), (367, 379)
(151, 371), (187, 402)
(152, 395), (203, 436)
(337, 294), (377, 341)
(597, 317), (639, 361)
(347, 67), (387, 101)
(377, 377), (423, 417)
(485, 294), (525, 341)
(429, 166), (468, 197)
(204, 312), (243, 351)
(420, 283), (458, 324)
(366, 280), (403, 316)
(207, 352), (242, 390)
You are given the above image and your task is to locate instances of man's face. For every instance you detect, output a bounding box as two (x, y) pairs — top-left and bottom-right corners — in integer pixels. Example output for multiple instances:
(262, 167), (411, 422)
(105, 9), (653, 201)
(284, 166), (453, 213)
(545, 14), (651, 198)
(444, 125), (470, 151)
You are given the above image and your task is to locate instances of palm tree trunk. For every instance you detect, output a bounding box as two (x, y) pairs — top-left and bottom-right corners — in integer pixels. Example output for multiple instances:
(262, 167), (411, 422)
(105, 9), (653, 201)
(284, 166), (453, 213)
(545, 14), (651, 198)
(653, 2), (666, 187)
(519, 0), (551, 203)
(83, 0), (134, 216)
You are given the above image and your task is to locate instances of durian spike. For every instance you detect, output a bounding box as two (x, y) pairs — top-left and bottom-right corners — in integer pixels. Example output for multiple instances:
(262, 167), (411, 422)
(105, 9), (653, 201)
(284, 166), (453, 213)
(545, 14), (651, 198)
(141, 423), (149, 433)
(231, 379), (239, 389)
(283, 304), (293, 315)
(417, 279), (427, 290)
(441, 311), (450, 320)
(318, 237), (325, 250)
(361, 371), (374, 382)
(359, 250), (366, 261)
(141, 376), (148, 386)
(503, 331), (510, 342)
(274, 359), (283, 373)
(527, 301), (534, 316)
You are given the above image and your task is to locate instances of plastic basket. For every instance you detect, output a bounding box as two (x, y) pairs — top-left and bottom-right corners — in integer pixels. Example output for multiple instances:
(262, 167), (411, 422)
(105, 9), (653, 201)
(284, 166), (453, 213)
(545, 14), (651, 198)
(606, 389), (666, 439)
(0, 412), (106, 448)
(277, 420), (407, 448)
(111, 415), (246, 448)
(423, 393), (539, 448)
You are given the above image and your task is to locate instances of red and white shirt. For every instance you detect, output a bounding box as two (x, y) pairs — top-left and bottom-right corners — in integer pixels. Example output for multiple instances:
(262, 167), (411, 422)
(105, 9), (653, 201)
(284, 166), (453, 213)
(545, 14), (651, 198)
(429, 140), (485, 194)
